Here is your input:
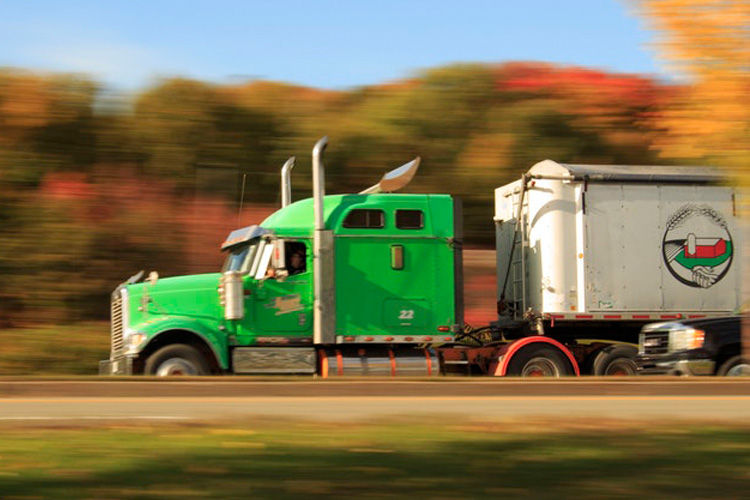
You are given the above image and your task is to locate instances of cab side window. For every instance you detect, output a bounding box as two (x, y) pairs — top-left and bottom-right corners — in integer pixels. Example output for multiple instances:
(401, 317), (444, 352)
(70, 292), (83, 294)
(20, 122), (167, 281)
(395, 210), (424, 229)
(343, 209), (385, 228)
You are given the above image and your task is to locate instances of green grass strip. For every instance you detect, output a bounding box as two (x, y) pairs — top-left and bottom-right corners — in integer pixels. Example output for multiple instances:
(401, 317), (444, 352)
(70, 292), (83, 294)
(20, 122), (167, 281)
(1, 419), (749, 499)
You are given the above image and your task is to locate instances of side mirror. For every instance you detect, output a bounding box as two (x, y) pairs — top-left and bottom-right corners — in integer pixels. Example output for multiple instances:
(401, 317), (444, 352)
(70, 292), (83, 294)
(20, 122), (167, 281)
(272, 240), (287, 275)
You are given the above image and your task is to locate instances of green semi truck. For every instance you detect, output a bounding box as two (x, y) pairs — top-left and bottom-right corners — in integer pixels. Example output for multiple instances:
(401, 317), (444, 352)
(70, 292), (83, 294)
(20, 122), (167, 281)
(100, 137), (740, 377)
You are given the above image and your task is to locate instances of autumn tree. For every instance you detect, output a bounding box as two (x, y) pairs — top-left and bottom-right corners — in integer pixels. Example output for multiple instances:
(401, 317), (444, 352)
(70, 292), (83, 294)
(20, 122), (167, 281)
(635, 0), (750, 171)
(132, 79), (280, 201)
(0, 61), (677, 324)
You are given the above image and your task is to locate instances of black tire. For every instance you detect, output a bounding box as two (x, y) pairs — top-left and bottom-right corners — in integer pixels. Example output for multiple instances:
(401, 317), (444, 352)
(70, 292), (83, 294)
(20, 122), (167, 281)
(717, 355), (750, 377)
(506, 344), (574, 377)
(144, 344), (210, 376)
(592, 345), (638, 376)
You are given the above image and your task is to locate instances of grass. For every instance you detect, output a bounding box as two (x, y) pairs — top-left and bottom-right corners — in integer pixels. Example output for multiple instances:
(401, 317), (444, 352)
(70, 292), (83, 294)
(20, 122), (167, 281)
(0, 322), (109, 375)
(1, 418), (750, 498)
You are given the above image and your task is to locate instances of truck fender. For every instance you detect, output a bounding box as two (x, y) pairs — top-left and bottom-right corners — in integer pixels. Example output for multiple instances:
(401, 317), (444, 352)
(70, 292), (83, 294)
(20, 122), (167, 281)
(137, 319), (228, 371)
(492, 337), (580, 376)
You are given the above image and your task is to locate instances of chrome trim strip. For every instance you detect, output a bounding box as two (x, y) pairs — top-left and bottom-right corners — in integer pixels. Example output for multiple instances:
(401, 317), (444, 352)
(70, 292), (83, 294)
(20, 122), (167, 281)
(335, 335), (455, 344)
(110, 288), (129, 358)
(335, 234), (441, 239)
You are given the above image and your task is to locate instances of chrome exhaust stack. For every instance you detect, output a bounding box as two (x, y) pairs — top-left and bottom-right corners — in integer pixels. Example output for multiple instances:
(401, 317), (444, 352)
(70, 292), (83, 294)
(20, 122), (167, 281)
(280, 156), (296, 208)
(312, 138), (327, 234)
(312, 137), (336, 344)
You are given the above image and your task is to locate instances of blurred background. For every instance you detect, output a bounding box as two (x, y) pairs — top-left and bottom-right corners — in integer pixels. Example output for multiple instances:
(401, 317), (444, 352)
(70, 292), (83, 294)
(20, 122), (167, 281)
(0, 0), (746, 371)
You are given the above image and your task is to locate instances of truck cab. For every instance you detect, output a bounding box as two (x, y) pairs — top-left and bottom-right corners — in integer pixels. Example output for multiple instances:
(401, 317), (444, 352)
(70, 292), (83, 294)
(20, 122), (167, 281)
(101, 143), (461, 376)
(221, 194), (459, 345)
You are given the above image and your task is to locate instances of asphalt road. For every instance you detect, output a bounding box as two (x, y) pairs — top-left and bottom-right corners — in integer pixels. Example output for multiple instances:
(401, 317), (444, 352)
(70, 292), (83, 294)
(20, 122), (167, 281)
(2, 378), (750, 423)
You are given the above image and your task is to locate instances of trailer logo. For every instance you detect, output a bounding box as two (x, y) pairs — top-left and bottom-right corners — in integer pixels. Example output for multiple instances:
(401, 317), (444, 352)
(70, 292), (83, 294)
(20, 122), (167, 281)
(662, 205), (733, 288)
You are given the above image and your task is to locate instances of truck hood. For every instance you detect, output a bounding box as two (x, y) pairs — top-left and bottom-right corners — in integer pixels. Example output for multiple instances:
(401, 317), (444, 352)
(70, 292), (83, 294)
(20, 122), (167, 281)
(127, 273), (222, 319)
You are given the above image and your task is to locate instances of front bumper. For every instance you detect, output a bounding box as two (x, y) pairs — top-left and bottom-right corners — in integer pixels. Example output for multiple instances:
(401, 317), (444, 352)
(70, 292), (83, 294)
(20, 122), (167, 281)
(637, 350), (715, 376)
(99, 355), (136, 375)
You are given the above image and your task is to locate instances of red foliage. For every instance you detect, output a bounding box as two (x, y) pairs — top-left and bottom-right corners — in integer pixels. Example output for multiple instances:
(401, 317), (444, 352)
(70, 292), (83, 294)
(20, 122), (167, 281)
(495, 62), (663, 108)
(39, 172), (95, 201)
(37, 169), (279, 273)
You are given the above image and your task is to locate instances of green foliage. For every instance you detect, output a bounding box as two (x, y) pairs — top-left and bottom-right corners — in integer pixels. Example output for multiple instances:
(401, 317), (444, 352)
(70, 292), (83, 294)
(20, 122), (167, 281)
(132, 79), (280, 200)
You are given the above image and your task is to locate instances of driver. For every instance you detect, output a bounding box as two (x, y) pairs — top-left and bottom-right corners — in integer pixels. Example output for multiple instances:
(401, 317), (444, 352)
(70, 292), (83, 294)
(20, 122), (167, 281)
(288, 249), (306, 275)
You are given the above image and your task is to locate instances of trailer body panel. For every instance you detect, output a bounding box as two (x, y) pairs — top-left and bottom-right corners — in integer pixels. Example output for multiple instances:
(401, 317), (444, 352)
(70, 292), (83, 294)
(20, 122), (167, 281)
(495, 160), (740, 321)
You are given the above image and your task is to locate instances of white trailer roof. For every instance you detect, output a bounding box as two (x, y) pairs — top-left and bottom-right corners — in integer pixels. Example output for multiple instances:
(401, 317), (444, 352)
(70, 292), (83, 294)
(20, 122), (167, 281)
(529, 159), (724, 184)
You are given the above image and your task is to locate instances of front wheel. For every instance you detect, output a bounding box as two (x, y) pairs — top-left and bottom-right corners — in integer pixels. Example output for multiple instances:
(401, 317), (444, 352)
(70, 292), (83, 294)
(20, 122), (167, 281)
(718, 356), (750, 377)
(144, 344), (210, 376)
(506, 345), (574, 377)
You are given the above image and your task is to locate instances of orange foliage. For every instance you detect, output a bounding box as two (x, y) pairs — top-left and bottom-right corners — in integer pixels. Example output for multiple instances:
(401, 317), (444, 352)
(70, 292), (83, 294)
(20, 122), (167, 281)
(0, 71), (95, 149)
(636, 0), (750, 169)
(0, 75), (56, 145)
(226, 80), (346, 116)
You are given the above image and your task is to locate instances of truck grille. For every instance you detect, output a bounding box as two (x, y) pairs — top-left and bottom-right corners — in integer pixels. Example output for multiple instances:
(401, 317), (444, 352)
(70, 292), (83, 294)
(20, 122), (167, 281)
(641, 331), (669, 355)
(111, 291), (125, 356)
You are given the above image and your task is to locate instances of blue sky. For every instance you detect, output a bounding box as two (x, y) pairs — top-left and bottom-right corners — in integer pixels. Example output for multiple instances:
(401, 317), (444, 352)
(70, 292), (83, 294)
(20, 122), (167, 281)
(0, 0), (664, 90)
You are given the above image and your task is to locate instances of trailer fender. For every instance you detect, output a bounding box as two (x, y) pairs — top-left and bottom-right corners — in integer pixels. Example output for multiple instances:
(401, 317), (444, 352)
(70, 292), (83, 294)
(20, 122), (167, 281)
(492, 337), (580, 376)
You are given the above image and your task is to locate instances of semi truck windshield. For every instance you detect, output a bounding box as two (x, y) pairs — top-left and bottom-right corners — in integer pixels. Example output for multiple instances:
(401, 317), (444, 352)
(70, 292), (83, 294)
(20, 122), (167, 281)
(222, 240), (260, 274)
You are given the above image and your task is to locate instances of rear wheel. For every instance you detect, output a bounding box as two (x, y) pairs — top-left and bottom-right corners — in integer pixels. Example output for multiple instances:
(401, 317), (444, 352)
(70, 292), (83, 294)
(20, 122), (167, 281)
(592, 345), (637, 376)
(144, 344), (209, 376)
(506, 345), (574, 377)
(718, 356), (750, 377)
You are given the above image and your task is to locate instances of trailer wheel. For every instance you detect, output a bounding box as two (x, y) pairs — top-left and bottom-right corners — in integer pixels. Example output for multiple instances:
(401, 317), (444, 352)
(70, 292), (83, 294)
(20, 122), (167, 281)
(506, 345), (573, 377)
(144, 344), (210, 376)
(718, 356), (750, 377)
(592, 345), (637, 376)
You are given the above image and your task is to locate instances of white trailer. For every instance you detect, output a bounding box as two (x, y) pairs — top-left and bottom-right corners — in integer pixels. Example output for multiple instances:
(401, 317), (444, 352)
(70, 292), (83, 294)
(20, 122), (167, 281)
(487, 160), (740, 375)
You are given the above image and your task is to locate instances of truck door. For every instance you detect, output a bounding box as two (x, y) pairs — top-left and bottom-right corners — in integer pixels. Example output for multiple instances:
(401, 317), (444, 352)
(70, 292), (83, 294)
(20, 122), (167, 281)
(251, 240), (313, 336)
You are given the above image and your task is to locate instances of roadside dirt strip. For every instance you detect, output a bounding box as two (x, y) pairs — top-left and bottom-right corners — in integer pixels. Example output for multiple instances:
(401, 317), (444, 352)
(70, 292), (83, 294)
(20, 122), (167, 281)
(3, 378), (750, 423)
(2, 377), (750, 398)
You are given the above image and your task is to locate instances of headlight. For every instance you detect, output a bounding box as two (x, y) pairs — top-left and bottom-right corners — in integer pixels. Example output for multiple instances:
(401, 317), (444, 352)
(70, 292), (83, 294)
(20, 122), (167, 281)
(125, 330), (147, 352)
(671, 327), (705, 351)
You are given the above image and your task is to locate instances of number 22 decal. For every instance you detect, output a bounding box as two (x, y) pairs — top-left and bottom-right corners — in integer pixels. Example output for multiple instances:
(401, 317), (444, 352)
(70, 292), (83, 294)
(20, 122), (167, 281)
(399, 309), (414, 320)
